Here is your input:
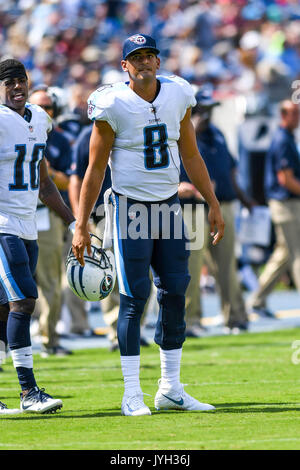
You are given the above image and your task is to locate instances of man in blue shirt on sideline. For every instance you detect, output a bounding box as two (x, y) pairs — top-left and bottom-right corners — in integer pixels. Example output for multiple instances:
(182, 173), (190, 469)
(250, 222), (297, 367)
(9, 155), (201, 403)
(29, 87), (73, 357)
(259, 100), (300, 296)
(179, 87), (254, 335)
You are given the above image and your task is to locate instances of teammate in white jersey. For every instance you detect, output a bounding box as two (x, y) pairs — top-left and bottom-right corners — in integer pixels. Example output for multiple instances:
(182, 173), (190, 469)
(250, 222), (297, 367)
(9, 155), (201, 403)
(0, 59), (75, 414)
(72, 34), (225, 416)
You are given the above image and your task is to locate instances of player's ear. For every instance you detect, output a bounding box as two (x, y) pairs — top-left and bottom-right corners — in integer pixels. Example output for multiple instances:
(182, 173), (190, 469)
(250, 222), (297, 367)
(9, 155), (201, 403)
(121, 60), (128, 72)
(156, 57), (160, 70)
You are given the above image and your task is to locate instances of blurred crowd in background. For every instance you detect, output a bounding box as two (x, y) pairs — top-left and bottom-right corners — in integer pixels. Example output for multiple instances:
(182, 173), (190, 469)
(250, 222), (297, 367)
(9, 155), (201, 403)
(1, 0), (300, 347)
(1, 0), (300, 113)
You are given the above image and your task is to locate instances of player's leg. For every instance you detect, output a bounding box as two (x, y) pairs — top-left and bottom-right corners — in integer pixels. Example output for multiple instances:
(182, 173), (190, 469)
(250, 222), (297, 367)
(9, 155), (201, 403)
(151, 203), (214, 411)
(113, 194), (152, 415)
(0, 303), (8, 370)
(0, 302), (21, 415)
(0, 234), (62, 413)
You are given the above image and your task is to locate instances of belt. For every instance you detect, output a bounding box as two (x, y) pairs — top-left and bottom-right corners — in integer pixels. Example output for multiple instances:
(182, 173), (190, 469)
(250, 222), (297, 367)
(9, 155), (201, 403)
(112, 189), (178, 205)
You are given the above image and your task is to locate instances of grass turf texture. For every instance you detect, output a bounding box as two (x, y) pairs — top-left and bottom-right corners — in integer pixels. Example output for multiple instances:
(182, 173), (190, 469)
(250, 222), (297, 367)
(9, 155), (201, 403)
(1, 328), (300, 450)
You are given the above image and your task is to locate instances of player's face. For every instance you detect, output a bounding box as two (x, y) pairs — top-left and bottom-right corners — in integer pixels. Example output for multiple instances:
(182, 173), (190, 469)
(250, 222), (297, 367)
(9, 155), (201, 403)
(0, 76), (28, 115)
(29, 90), (54, 118)
(286, 105), (300, 130)
(121, 49), (160, 82)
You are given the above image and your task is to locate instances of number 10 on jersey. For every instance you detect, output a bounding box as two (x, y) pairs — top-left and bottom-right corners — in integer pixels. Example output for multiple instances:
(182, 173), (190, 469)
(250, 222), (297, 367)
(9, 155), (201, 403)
(9, 143), (46, 191)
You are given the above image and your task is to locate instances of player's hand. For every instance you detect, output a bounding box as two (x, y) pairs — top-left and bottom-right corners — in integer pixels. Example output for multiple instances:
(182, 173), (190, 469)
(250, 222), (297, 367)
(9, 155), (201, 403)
(244, 198), (258, 213)
(72, 225), (92, 266)
(178, 182), (197, 199)
(207, 203), (225, 246)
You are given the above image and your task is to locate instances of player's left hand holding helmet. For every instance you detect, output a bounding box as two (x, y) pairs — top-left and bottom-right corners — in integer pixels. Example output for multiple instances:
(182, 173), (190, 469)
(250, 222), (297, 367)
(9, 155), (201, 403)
(66, 233), (116, 301)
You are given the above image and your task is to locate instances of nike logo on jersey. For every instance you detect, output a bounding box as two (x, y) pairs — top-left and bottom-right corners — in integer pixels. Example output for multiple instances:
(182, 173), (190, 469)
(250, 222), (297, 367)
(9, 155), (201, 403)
(161, 394), (184, 406)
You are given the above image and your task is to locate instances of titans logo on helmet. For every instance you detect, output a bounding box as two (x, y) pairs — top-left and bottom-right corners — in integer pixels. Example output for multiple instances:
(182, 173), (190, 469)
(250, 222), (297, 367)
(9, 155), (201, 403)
(129, 35), (146, 45)
(100, 275), (113, 296)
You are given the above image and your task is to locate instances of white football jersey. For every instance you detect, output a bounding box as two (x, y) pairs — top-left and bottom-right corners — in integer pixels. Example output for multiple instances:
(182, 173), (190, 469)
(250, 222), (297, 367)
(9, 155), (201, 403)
(0, 103), (52, 239)
(88, 75), (196, 201)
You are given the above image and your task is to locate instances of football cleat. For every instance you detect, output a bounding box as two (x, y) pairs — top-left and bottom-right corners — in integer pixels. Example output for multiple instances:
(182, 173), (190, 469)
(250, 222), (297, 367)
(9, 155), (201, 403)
(0, 400), (22, 415)
(20, 387), (63, 414)
(121, 392), (151, 416)
(155, 380), (215, 411)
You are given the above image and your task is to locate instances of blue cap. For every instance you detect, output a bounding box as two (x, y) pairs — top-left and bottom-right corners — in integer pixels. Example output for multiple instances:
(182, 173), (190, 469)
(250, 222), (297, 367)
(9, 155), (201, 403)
(122, 34), (160, 60)
(195, 87), (220, 107)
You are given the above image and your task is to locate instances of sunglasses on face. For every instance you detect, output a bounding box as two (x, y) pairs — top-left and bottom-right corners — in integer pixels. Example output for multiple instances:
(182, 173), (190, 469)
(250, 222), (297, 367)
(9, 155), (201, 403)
(40, 105), (53, 110)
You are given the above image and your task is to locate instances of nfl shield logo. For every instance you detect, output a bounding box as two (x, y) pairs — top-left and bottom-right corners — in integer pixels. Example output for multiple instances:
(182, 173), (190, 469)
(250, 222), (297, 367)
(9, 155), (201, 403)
(29, 125), (34, 132)
(88, 102), (95, 118)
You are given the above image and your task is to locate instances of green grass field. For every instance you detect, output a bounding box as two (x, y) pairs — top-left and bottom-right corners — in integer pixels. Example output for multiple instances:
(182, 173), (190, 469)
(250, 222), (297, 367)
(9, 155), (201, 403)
(1, 328), (300, 450)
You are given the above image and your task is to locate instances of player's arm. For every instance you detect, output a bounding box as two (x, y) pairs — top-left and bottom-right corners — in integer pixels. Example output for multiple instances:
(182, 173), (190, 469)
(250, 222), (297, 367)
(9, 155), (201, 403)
(72, 120), (115, 266)
(47, 161), (70, 191)
(68, 174), (83, 217)
(277, 168), (300, 195)
(178, 107), (225, 245)
(39, 158), (75, 225)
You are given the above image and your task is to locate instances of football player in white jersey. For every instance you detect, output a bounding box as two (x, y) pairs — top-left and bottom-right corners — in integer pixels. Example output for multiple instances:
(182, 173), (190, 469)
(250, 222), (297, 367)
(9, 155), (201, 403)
(0, 59), (75, 414)
(72, 34), (225, 416)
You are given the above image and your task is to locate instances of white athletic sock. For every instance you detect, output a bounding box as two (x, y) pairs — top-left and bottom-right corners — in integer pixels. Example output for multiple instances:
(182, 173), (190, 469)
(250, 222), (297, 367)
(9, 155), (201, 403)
(120, 355), (142, 396)
(0, 340), (6, 366)
(10, 346), (33, 369)
(159, 348), (182, 390)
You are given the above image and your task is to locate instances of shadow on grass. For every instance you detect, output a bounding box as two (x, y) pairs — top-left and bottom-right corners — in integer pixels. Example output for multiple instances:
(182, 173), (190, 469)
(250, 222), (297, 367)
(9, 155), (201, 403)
(3, 410), (122, 420)
(3, 402), (299, 421)
(215, 402), (300, 413)
(3, 408), (210, 420)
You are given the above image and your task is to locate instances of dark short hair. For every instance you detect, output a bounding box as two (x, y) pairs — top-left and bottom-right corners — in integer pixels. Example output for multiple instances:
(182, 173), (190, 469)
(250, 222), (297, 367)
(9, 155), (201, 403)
(0, 58), (27, 82)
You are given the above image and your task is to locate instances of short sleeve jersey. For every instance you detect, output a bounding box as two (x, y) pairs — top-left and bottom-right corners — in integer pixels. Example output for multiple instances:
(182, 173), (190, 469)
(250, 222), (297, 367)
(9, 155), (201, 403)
(87, 75), (196, 201)
(0, 103), (51, 238)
